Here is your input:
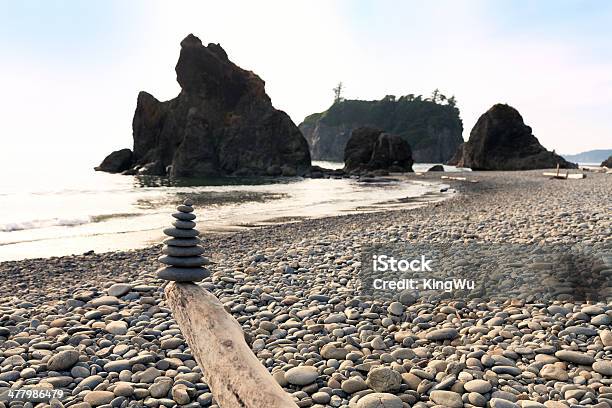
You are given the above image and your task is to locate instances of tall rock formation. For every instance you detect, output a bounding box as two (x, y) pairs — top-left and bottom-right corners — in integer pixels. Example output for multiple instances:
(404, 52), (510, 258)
(448, 104), (577, 170)
(97, 34), (311, 177)
(299, 96), (463, 163)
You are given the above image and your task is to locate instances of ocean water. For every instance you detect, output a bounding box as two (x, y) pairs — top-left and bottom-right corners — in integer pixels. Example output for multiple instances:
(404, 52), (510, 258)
(0, 162), (459, 261)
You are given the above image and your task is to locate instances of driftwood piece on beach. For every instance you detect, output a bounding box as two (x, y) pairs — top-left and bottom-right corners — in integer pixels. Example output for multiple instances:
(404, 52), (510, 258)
(543, 163), (586, 179)
(581, 166), (607, 173)
(542, 172), (586, 179)
(165, 282), (299, 408)
(440, 175), (479, 183)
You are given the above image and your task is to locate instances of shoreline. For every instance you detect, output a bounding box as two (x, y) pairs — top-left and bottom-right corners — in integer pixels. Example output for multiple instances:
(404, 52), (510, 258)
(1, 170), (610, 408)
(0, 176), (450, 263)
(2, 169), (609, 302)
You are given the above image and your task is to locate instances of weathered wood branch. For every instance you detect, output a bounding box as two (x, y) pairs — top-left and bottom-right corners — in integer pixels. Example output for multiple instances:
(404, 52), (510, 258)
(165, 282), (298, 408)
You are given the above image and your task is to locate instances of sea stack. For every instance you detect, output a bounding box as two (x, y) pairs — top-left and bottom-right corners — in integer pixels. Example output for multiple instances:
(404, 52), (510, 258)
(448, 104), (576, 170)
(157, 199), (209, 282)
(343, 127), (414, 174)
(96, 34), (311, 177)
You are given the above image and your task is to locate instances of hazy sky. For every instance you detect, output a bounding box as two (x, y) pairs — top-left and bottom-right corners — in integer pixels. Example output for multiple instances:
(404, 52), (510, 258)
(1, 0), (611, 173)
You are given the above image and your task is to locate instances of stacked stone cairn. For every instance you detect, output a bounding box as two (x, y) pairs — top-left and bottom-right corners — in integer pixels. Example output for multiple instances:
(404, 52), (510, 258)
(156, 198), (210, 282)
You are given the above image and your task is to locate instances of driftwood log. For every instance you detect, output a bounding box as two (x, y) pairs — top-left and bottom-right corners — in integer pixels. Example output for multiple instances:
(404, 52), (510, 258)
(542, 172), (586, 179)
(440, 175), (479, 183)
(165, 282), (299, 408)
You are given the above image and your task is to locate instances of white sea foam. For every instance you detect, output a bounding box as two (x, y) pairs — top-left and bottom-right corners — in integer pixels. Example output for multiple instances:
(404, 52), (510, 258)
(0, 217), (92, 232)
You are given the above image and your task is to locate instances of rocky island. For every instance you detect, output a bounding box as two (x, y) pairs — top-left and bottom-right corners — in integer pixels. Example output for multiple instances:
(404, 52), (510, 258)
(96, 34), (311, 177)
(343, 127), (414, 174)
(299, 94), (463, 163)
(449, 104), (577, 170)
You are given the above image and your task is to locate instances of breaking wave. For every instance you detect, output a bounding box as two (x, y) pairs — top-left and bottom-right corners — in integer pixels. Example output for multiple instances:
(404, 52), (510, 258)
(0, 217), (92, 232)
(0, 213), (143, 232)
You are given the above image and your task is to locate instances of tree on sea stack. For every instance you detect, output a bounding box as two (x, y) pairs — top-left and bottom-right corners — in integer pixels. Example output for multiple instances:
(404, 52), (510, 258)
(158, 199), (298, 408)
(333, 81), (344, 104)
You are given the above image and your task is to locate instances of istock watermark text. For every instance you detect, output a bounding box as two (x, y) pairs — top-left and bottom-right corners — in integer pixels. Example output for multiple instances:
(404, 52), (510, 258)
(372, 254), (433, 272)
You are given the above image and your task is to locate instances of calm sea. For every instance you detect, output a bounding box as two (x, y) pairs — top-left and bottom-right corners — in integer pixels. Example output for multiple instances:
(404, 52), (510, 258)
(0, 162), (457, 261)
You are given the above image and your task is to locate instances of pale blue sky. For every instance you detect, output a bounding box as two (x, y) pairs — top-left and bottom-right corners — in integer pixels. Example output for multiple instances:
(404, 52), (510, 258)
(1, 0), (610, 173)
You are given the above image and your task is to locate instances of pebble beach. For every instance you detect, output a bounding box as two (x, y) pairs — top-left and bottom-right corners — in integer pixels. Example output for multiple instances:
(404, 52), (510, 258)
(0, 170), (611, 408)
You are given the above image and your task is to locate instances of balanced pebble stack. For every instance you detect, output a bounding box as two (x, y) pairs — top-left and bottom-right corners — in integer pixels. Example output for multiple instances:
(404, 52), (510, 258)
(156, 198), (209, 282)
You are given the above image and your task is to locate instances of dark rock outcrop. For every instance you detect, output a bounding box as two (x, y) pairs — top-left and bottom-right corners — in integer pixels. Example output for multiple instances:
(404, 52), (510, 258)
(304, 165), (345, 179)
(427, 165), (444, 172)
(344, 127), (413, 173)
(601, 156), (612, 167)
(94, 149), (133, 173)
(448, 104), (577, 170)
(98, 34), (311, 177)
(300, 96), (463, 163)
